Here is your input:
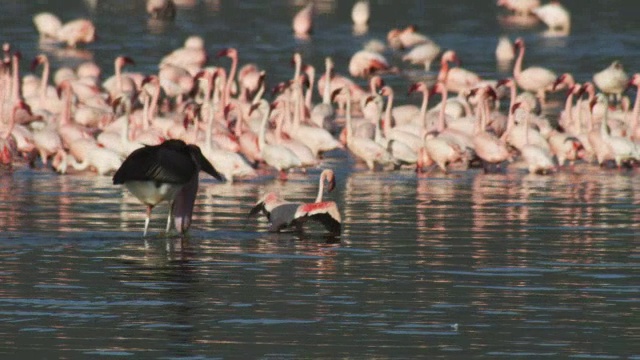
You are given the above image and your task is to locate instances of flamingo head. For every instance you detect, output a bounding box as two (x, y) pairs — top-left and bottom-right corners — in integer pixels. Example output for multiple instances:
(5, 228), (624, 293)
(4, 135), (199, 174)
(513, 37), (524, 49)
(379, 85), (392, 97)
(370, 75), (384, 90)
(55, 80), (73, 99)
(441, 50), (460, 65)
(404, 24), (418, 33)
(325, 57), (334, 69)
(271, 81), (290, 96)
(290, 52), (302, 67)
(331, 87), (346, 103)
(552, 74), (568, 91)
(510, 101), (523, 114)
(216, 48), (236, 58)
(496, 78), (513, 89)
(429, 82), (445, 95)
(115, 56), (134, 68)
(589, 93), (607, 111)
(408, 82), (425, 95)
(30, 54), (47, 71)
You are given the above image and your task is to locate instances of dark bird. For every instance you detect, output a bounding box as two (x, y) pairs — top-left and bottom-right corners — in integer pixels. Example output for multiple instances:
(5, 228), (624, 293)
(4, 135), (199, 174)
(250, 169), (342, 235)
(113, 139), (222, 236)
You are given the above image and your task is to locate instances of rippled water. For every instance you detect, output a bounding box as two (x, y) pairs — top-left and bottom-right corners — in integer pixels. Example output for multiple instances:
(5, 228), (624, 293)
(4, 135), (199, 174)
(1, 0), (640, 358)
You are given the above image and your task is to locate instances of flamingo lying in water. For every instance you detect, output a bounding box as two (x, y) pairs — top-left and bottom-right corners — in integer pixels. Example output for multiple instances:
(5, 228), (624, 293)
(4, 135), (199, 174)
(249, 169), (341, 234)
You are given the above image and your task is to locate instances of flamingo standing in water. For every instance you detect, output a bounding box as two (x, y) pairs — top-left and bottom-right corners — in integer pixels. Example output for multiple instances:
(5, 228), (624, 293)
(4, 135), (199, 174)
(334, 87), (396, 171)
(252, 99), (301, 180)
(250, 169), (341, 234)
(292, 3), (313, 38)
(513, 37), (557, 105)
(437, 50), (481, 95)
(32, 12), (96, 47)
(532, 2), (571, 35)
(113, 139), (222, 236)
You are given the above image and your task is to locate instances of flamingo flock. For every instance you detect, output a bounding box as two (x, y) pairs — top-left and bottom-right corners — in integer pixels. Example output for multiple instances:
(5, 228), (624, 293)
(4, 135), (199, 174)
(0, 1), (638, 235)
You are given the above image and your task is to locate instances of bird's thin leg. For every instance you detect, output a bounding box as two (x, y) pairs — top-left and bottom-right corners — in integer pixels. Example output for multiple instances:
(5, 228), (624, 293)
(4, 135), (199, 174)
(166, 201), (174, 233)
(144, 205), (153, 236)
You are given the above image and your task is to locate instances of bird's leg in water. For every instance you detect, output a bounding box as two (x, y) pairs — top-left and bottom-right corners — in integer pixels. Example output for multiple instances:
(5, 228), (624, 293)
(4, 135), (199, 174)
(165, 202), (174, 233)
(144, 205), (154, 236)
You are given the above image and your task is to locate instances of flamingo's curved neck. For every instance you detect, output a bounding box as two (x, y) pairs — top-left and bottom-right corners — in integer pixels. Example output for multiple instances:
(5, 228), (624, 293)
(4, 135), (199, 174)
(437, 89), (448, 133)
(60, 86), (72, 126)
(322, 62), (332, 104)
(419, 88), (429, 127)
(206, 101), (216, 154)
(345, 89), (353, 143)
(383, 90), (393, 136)
(115, 60), (123, 93)
(224, 54), (237, 108)
(11, 55), (21, 102)
(513, 44), (525, 80)
(627, 85), (640, 139)
(39, 59), (49, 101)
(315, 171), (327, 203)
(305, 67), (314, 110)
(437, 59), (449, 83)
(258, 102), (269, 151)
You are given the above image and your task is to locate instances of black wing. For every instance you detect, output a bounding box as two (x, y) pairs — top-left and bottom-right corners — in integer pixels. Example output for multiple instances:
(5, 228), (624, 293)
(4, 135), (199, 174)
(113, 140), (196, 184)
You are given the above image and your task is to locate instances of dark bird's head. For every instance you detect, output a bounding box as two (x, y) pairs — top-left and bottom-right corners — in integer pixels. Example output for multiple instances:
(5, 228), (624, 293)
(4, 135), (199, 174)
(187, 144), (223, 181)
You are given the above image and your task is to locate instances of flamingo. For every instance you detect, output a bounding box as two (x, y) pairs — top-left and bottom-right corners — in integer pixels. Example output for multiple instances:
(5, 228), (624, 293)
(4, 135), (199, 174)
(102, 56), (137, 101)
(253, 99), (301, 180)
(470, 87), (512, 172)
(495, 36), (515, 63)
(250, 169), (341, 234)
(513, 37), (557, 105)
(112, 139), (222, 236)
(334, 87), (395, 171)
(532, 1), (571, 35)
(160, 36), (207, 76)
(402, 41), (442, 71)
(310, 57), (336, 131)
(513, 103), (556, 174)
(348, 50), (391, 78)
(32, 13), (96, 47)
(387, 25), (432, 50)
(591, 94), (639, 168)
(351, 0), (370, 34)
(437, 50), (482, 95)
(292, 3), (313, 38)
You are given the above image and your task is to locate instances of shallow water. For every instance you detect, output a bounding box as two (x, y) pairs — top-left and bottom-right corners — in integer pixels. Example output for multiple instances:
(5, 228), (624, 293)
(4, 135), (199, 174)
(1, 0), (640, 358)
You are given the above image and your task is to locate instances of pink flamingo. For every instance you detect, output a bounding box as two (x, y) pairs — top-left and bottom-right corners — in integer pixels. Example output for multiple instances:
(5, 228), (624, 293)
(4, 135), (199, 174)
(160, 36), (207, 76)
(387, 25), (432, 50)
(513, 37), (557, 105)
(348, 50), (391, 78)
(250, 169), (341, 234)
(292, 3), (314, 38)
(532, 2), (571, 35)
(334, 87), (395, 170)
(437, 50), (481, 95)
(102, 56), (137, 101)
(253, 99), (301, 180)
(32, 13), (96, 47)
(496, 0), (540, 16)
